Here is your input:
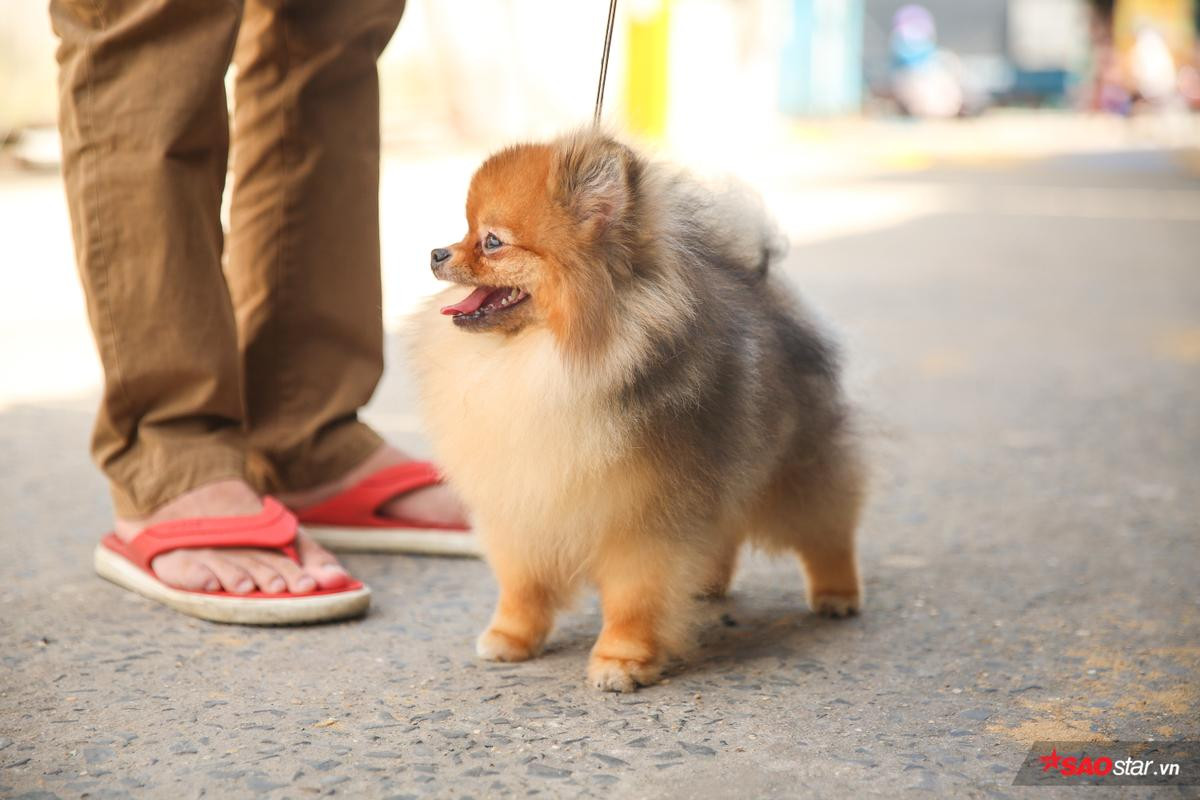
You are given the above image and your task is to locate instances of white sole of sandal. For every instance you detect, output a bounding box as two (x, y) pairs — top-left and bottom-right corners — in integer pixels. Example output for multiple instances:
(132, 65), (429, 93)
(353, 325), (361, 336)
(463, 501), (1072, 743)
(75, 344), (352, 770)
(303, 525), (482, 557)
(93, 544), (371, 625)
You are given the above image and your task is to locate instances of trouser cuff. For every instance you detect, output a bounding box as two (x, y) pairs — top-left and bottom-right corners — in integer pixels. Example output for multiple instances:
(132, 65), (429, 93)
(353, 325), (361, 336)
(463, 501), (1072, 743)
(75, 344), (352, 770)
(249, 420), (383, 496)
(109, 449), (247, 518)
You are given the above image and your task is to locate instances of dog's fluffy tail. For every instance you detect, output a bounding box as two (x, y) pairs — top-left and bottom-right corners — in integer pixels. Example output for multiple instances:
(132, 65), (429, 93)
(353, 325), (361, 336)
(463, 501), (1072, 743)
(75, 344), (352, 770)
(655, 167), (788, 280)
(712, 178), (788, 279)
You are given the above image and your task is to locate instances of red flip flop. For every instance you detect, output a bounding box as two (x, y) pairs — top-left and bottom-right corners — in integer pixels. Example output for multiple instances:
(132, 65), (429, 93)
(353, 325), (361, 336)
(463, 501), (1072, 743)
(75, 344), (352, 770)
(93, 498), (371, 625)
(296, 462), (478, 556)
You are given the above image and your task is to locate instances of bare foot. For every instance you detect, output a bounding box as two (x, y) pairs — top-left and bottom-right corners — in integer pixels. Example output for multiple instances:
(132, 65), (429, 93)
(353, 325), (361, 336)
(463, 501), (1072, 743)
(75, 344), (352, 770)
(114, 479), (351, 594)
(277, 444), (469, 526)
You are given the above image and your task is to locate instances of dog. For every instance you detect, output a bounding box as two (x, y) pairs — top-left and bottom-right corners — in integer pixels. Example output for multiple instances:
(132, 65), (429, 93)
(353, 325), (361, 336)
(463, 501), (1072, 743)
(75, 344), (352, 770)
(410, 130), (864, 692)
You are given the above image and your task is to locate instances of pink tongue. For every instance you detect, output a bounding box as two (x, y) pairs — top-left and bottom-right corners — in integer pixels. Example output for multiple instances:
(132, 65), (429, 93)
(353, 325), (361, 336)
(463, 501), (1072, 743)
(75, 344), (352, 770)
(440, 286), (495, 316)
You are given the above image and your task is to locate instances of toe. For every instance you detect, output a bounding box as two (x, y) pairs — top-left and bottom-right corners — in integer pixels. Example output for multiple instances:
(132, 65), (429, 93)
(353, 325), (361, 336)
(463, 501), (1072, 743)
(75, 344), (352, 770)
(309, 563), (350, 590)
(187, 565), (221, 593)
(240, 555), (287, 594)
(179, 561), (221, 593)
(296, 532), (351, 590)
(149, 552), (222, 592)
(206, 553), (256, 594)
(254, 550), (318, 594)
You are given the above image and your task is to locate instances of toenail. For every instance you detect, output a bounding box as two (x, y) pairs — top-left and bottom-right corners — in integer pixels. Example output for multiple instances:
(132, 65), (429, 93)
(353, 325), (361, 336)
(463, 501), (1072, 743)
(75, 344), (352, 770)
(236, 579), (254, 594)
(320, 564), (348, 575)
(204, 579), (219, 592)
(268, 577), (286, 593)
(296, 576), (317, 592)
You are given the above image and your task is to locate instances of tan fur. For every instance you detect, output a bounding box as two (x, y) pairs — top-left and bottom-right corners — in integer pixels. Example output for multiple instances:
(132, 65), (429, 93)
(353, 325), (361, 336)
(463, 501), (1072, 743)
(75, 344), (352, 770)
(411, 301), (713, 689)
(411, 131), (864, 692)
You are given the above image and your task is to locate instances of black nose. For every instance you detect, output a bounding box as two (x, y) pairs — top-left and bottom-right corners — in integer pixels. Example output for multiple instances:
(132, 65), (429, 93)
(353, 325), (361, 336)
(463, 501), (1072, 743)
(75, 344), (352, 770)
(430, 248), (451, 268)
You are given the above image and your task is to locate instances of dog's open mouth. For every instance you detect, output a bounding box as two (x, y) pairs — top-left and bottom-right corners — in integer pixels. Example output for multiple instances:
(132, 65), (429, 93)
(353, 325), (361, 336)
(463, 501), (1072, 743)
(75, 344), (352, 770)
(440, 286), (529, 325)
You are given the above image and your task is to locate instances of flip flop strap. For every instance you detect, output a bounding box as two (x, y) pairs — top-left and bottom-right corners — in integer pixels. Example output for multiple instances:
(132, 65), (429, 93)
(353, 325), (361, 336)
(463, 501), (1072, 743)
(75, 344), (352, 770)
(296, 461), (444, 525)
(124, 497), (299, 570)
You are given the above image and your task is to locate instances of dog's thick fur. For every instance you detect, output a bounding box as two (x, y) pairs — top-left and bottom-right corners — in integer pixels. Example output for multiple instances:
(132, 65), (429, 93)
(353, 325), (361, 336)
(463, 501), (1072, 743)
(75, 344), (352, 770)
(411, 130), (864, 692)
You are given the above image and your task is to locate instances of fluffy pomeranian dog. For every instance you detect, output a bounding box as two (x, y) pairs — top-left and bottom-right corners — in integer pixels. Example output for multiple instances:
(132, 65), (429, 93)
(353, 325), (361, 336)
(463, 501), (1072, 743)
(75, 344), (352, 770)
(411, 130), (864, 692)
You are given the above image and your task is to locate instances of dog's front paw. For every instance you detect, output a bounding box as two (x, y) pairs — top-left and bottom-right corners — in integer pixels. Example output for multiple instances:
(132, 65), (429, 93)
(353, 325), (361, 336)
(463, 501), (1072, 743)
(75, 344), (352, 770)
(587, 655), (663, 693)
(810, 591), (861, 618)
(476, 628), (542, 662)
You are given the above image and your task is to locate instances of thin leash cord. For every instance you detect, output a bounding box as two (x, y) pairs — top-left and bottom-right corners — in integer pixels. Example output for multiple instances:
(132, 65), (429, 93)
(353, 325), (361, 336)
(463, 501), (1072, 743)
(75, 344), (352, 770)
(593, 0), (619, 126)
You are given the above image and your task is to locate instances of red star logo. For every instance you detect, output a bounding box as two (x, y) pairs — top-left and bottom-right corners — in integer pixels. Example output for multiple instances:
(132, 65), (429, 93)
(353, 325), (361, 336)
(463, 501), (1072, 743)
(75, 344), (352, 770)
(1040, 748), (1061, 772)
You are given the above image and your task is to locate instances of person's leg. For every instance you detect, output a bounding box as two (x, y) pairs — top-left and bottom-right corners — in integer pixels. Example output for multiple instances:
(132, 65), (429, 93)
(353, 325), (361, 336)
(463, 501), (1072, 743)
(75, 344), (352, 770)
(52, 0), (348, 592)
(53, 0), (246, 517)
(228, 0), (462, 525)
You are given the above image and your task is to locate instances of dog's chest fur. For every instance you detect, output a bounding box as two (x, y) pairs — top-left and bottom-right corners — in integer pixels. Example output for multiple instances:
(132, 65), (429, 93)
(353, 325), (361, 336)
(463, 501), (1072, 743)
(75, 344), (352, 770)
(411, 295), (639, 551)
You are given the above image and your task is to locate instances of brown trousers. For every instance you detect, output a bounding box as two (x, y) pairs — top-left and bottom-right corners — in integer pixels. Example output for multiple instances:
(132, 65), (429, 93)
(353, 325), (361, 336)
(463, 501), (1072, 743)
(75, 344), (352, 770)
(51, 0), (406, 517)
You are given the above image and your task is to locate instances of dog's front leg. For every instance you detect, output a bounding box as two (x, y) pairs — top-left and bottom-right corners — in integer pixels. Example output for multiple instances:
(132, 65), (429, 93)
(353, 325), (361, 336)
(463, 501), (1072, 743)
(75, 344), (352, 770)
(476, 545), (560, 662)
(588, 540), (693, 692)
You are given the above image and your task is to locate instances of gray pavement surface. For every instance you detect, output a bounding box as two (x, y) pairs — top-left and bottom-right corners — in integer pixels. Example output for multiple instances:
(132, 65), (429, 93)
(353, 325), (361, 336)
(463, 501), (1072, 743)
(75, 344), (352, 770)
(2, 146), (1199, 799)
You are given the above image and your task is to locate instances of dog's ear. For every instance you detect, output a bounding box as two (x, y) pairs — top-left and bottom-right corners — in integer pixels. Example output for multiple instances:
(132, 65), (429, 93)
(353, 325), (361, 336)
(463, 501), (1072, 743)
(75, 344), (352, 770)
(552, 132), (637, 234)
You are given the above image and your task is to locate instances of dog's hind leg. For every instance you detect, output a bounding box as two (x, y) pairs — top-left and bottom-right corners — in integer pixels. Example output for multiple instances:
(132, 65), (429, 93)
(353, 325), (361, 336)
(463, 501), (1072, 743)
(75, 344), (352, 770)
(755, 444), (865, 617)
(698, 531), (743, 599)
(793, 524), (862, 617)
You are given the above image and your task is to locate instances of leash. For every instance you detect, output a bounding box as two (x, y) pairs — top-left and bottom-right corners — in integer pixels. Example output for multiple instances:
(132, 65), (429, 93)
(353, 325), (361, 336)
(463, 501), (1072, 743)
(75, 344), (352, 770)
(593, 0), (619, 125)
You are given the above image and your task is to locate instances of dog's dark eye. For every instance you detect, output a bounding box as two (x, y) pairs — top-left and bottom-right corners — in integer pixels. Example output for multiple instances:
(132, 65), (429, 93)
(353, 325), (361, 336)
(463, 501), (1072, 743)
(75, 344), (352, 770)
(484, 233), (503, 251)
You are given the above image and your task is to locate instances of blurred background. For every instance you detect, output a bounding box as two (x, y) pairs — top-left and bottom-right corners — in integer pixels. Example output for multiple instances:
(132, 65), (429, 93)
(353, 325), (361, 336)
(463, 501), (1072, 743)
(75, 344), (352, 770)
(0, 0), (1197, 407)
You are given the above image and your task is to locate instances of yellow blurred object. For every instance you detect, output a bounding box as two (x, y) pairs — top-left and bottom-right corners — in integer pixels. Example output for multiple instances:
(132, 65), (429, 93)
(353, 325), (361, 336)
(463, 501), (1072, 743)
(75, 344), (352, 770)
(1113, 0), (1196, 96)
(1114, 0), (1195, 60)
(625, 0), (670, 139)
(877, 151), (936, 172)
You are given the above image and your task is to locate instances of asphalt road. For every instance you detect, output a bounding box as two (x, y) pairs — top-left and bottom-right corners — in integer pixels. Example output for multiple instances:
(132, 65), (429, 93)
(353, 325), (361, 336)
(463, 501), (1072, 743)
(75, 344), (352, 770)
(2, 143), (1198, 799)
